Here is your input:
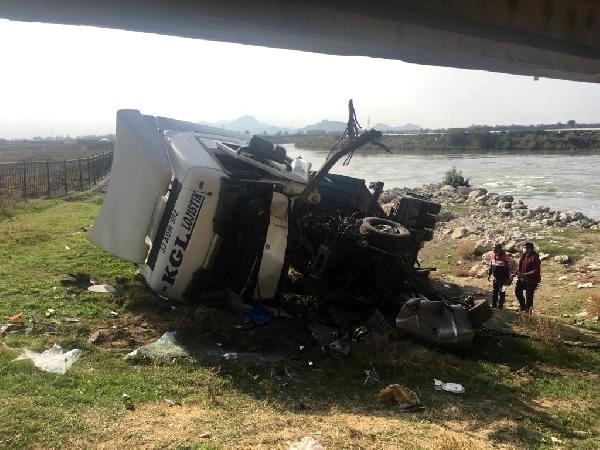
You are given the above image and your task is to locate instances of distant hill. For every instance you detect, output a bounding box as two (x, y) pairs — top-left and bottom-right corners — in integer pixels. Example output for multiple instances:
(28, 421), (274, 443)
(200, 115), (296, 135)
(374, 122), (422, 132)
(300, 120), (347, 133)
(199, 116), (422, 136)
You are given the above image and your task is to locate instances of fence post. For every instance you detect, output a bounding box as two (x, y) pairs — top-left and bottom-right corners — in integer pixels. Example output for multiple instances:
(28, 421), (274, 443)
(78, 158), (83, 191)
(64, 160), (68, 194)
(46, 160), (51, 197)
(86, 156), (91, 188)
(21, 162), (28, 201)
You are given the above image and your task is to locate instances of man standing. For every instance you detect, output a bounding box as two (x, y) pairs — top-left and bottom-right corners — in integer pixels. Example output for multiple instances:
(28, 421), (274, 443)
(514, 242), (541, 313)
(488, 243), (511, 309)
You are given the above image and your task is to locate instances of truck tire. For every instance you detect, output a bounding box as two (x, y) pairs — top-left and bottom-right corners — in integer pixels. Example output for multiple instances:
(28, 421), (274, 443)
(359, 217), (410, 252)
(467, 299), (493, 327)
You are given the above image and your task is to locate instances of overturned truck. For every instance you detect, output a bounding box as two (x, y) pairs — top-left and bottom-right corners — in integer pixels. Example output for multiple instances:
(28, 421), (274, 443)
(91, 109), (491, 349)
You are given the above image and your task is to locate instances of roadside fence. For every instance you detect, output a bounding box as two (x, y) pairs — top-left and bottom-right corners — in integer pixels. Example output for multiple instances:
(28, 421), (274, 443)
(0, 152), (113, 206)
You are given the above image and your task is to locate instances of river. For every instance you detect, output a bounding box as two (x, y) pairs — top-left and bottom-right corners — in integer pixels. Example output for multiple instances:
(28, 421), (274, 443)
(282, 145), (600, 219)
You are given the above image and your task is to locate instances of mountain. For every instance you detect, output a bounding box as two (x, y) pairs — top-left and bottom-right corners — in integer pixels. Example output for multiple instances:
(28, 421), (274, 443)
(200, 115), (296, 135)
(374, 122), (422, 132)
(301, 119), (347, 133)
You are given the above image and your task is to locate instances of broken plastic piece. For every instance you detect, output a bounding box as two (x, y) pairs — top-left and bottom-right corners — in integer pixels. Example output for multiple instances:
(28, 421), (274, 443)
(289, 436), (324, 450)
(9, 313), (24, 325)
(122, 393), (135, 410)
(125, 332), (189, 360)
(87, 284), (116, 293)
(378, 384), (424, 412)
(223, 352), (238, 360)
(15, 344), (82, 374)
(434, 379), (465, 394)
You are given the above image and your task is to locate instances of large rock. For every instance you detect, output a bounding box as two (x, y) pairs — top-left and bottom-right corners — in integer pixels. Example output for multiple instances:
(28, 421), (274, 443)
(554, 255), (571, 264)
(558, 212), (569, 223)
(451, 227), (470, 239)
(439, 185), (457, 195)
(498, 194), (514, 203)
(474, 239), (494, 255)
(467, 188), (487, 203)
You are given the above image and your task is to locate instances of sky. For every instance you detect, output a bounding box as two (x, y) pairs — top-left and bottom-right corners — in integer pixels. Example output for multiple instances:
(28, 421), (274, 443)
(1, 19), (600, 138)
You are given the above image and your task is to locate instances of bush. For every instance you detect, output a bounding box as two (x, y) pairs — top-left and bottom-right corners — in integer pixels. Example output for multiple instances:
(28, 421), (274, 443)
(457, 240), (478, 260)
(443, 167), (470, 187)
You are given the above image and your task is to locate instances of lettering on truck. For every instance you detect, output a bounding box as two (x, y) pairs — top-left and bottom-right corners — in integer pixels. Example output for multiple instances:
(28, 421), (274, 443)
(161, 191), (205, 291)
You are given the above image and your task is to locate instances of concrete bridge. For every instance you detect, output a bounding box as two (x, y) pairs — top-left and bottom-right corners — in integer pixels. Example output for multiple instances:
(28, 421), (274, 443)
(1, 0), (599, 82)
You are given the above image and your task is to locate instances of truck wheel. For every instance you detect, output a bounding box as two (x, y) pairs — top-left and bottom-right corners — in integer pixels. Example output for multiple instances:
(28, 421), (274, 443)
(467, 299), (493, 327)
(359, 217), (410, 252)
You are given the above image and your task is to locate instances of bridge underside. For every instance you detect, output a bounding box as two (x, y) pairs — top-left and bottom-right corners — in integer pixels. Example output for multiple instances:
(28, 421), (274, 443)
(1, 0), (600, 83)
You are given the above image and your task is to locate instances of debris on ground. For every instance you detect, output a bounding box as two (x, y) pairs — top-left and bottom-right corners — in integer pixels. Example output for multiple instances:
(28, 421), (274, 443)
(14, 344), (82, 374)
(434, 379), (465, 394)
(9, 313), (24, 325)
(87, 284), (116, 293)
(222, 352), (238, 360)
(124, 331), (189, 361)
(60, 272), (92, 288)
(164, 398), (181, 407)
(45, 309), (56, 317)
(577, 282), (593, 289)
(122, 393), (135, 411)
(378, 384), (424, 412)
(289, 436), (324, 450)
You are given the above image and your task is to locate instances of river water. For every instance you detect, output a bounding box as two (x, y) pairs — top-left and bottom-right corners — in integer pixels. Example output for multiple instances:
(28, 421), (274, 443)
(282, 145), (600, 219)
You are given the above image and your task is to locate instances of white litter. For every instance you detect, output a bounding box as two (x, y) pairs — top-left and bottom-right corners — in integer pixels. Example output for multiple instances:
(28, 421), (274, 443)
(289, 436), (324, 450)
(577, 283), (593, 289)
(125, 332), (189, 360)
(87, 284), (116, 293)
(14, 344), (82, 374)
(434, 379), (465, 394)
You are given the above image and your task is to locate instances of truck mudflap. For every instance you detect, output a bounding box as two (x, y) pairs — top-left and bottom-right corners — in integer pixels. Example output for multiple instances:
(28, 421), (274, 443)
(253, 192), (290, 300)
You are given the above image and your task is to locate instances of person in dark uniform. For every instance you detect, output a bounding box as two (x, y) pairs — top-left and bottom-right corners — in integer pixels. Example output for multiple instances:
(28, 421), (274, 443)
(514, 242), (541, 313)
(487, 243), (511, 309)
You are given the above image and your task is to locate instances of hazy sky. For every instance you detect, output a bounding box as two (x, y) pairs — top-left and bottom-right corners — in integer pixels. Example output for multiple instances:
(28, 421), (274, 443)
(2, 19), (600, 138)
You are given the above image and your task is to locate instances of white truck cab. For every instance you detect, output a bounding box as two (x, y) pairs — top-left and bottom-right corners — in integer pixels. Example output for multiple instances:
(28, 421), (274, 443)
(90, 110), (310, 302)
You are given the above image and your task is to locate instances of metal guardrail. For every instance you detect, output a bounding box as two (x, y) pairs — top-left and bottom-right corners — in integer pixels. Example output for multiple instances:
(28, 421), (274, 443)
(0, 152), (113, 206)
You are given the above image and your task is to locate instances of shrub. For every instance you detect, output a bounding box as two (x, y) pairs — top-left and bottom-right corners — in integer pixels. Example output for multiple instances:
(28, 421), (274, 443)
(443, 166), (470, 187)
(457, 240), (478, 260)
(453, 267), (471, 277)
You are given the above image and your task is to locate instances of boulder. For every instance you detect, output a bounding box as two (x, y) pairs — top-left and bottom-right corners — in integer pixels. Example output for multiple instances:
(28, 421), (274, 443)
(498, 202), (512, 209)
(439, 185), (457, 195)
(474, 239), (494, 255)
(451, 227), (470, 239)
(467, 188), (487, 203)
(554, 255), (571, 264)
(558, 212), (569, 223)
(498, 194), (514, 203)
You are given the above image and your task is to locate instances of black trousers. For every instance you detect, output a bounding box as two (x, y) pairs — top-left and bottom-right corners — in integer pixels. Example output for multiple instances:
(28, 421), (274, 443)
(492, 278), (507, 309)
(515, 278), (537, 312)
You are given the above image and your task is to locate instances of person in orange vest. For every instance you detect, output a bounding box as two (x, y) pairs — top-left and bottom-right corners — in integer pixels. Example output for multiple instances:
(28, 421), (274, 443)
(487, 243), (511, 309)
(514, 242), (541, 313)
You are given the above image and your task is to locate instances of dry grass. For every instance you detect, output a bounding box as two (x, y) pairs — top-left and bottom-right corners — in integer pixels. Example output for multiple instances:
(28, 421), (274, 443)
(457, 240), (478, 260)
(585, 294), (600, 318)
(453, 266), (471, 277)
(516, 314), (561, 345)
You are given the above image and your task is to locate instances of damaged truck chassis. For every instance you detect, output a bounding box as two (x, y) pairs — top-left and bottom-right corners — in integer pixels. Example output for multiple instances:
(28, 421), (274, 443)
(91, 106), (491, 350)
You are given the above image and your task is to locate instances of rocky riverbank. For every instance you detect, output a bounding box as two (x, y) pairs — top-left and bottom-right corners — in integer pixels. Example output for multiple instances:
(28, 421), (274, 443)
(381, 183), (600, 282)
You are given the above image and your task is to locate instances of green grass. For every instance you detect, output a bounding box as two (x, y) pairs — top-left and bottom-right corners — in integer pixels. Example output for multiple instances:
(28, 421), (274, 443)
(0, 195), (599, 449)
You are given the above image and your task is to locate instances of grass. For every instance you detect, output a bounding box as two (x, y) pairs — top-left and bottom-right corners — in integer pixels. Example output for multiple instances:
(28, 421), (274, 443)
(0, 195), (599, 449)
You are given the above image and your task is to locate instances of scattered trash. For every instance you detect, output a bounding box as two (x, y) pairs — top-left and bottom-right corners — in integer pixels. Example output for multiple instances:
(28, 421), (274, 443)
(125, 332), (189, 361)
(199, 432), (211, 439)
(577, 283), (593, 289)
(88, 284), (116, 293)
(9, 313), (24, 325)
(299, 345), (305, 351)
(64, 317), (80, 323)
(223, 352), (238, 360)
(289, 436), (324, 450)
(378, 384), (424, 412)
(434, 379), (465, 394)
(88, 330), (101, 343)
(164, 398), (181, 407)
(246, 304), (273, 325)
(1, 324), (13, 334)
(14, 344), (82, 374)
(363, 365), (381, 385)
(307, 360), (314, 367)
(45, 309), (56, 317)
(122, 393), (135, 411)
(550, 436), (562, 445)
(64, 245), (70, 250)
(60, 273), (92, 288)
(110, 310), (119, 317)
